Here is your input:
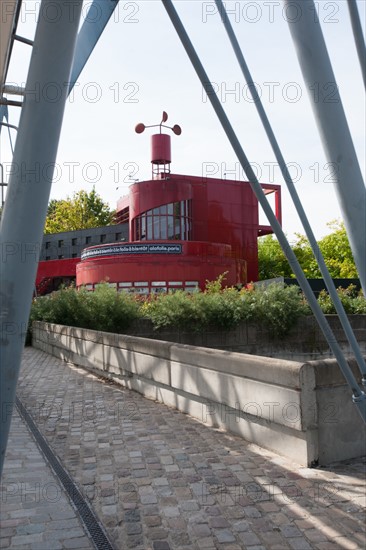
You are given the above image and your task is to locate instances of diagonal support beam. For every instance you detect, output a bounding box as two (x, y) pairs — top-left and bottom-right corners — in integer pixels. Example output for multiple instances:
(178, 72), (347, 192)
(347, 0), (366, 89)
(161, 0), (366, 422)
(0, 104), (8, 138)
(0, 0), (83, 478)
(284, 0), (366, 296)
(69, 0), (120, 93)
(214, 0), (366, 383)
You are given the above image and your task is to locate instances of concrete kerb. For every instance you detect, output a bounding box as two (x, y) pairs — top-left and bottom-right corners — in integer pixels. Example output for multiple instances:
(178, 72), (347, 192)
(32, 321), (365, 467)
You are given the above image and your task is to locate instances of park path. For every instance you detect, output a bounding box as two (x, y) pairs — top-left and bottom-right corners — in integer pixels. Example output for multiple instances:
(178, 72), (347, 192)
(1, 347), (365, 549)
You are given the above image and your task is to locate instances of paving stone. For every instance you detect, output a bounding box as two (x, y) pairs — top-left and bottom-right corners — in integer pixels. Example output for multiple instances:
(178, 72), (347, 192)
(287, 537), (313, 549)
(153, 542), (171, 550)
(4, 348), (365, 550)
(192, 523), (211, 537)
(214, 529), (237, 543)
(238, 531), (262, 546)
(144, 515), (162, 527)
(126, 522), (143, 535)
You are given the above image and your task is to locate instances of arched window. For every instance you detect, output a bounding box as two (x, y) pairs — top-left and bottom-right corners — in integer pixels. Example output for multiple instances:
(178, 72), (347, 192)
(134, 200), (192, 241)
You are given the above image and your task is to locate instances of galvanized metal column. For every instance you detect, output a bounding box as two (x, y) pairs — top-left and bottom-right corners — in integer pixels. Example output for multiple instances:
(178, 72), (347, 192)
(284, 0), (366, 296)
(347, 0), (366, 88)
(69, 0), (121, 93)
(214, 0), (366, 382)
(161, 0), (366, 422)
(0, 0), (83, 477)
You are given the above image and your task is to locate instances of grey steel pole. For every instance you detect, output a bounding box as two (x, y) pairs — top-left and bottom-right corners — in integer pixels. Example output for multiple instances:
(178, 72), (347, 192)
(214, 0), (366, 383)
(161, 0), (366, 421)
(69, 0), (121, 93)
(283, 0), (366, 296)
(0, 0), (83, 477)
(347, 0), (366, 89)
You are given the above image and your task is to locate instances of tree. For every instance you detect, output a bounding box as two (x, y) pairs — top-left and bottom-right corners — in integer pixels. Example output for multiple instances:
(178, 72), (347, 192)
(258, 220), (358, 280)
(318, 220), (358, 278)
(45, 188), (115, 234)
(257, 235), (293, 280)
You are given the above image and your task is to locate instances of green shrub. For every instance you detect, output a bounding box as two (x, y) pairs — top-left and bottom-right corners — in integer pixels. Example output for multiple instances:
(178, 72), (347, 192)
(141, 291), (203, 331)
(28, 277), (365, 343)
(247, 283), (309, 337)
(143, 280), (308, 336)
(317, 285), (366, 315)
(89, 284), (141, 332)
(29, 283), (140, 340)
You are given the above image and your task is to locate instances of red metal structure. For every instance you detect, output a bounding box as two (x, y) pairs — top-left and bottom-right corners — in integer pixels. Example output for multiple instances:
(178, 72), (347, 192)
(37, 114), (281, 294)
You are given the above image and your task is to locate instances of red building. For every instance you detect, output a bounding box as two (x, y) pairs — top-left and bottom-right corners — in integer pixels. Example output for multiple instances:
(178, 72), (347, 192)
(37, 116), (281, 295)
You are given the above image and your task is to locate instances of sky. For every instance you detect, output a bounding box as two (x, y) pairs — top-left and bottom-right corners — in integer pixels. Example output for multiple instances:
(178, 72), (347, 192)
(1, 0), (365, 242)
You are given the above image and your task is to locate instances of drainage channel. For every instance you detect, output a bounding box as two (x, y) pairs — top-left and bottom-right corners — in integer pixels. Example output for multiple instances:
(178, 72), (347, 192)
(15, 396), (115, 550)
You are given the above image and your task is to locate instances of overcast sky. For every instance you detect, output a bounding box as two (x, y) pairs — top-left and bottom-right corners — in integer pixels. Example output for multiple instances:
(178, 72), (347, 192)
(1, 0), (365, 241)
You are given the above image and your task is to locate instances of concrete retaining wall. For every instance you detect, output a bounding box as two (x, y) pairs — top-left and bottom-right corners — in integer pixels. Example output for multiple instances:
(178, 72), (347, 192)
(33, 322), (366, 467)
(123, 315), (366, 361)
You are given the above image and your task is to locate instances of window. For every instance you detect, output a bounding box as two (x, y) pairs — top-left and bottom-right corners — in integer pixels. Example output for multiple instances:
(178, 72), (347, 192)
(85, 236), (91, 244)
(45, 241), (51, 249)
(58, 254), (64, 259)
(72, 238), (78, 246)
(184, 281), (199, 293)
(151, 287), (167, 294)
(100, 234), (106, 243)
(46, 256), (51, 261)
(115, 232), (122, 241)
(72, 253), (77, 258)
(58, 240), (63, 247)
(133, 200), (192, 242)
(134, 287), (149, 295)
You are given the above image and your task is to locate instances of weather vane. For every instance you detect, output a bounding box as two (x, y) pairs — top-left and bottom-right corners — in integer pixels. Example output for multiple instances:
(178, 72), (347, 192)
(135, 111), (182, 136)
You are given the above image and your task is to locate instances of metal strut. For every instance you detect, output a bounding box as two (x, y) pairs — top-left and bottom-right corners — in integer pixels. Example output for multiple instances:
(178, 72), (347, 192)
(161, 0), (366, 422)
(214, 0), (366, 385)
(0, 0), (83, 478)
(284, 0), (366, 297)
(347, 0), (366, 89)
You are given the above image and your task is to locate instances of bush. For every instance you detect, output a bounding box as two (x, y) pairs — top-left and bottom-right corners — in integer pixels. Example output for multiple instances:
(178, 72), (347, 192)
(245, 283), (309, 337)
(28, 283), (140, 340)
(317, 285), (366, 315)
(142, 280), (308, 336)
(28, 278), (365, 343)
(141, 291), (203, 331)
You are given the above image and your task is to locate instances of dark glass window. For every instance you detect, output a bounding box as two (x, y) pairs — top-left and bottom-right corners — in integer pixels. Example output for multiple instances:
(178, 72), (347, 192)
(100, 234), (106, 243)
(85, 236), (91, 244)
(115, 232), (122, 241)
(46, 256), (51, 261)
(45, 241), (51, 249)
(72, 253), (77, 258)
(72, 238), (78, 246)
(133, 200), (192, 242)
(58, 240), (63, 247)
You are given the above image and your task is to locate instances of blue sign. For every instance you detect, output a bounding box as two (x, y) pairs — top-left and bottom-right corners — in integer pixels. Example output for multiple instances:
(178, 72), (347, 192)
(81, 243), (183, 260)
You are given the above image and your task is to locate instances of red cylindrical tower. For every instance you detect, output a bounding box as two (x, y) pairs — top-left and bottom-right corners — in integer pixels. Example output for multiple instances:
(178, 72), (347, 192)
(135, 112), (181, 179)
(151, 134), (171, 179)
(151, 134), (171, 165)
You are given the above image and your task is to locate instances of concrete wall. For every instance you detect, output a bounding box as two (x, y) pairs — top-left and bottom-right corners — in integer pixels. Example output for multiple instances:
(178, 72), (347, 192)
(32, 322), (366, 467)
(123, 315), (366, 361)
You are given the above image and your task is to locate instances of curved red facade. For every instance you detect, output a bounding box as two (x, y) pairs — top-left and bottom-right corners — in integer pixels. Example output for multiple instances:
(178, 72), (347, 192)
(77, 241), (245, 292)
(76, 172), (281, 292)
